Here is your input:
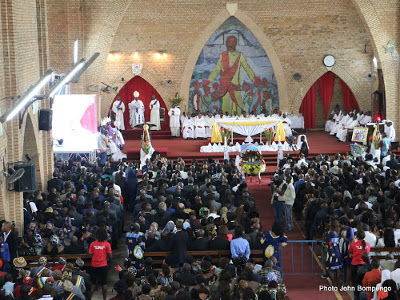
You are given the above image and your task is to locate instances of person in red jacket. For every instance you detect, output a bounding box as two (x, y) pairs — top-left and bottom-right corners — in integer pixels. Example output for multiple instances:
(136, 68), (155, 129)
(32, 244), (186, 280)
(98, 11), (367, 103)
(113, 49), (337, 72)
(89, 227), (112, 300)
(349, 230), (371, 293)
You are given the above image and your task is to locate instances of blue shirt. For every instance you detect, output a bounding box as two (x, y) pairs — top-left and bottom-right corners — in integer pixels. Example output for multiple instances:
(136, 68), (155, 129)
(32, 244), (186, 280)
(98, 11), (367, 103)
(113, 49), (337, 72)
(230, 237), (250, 259)
(294, 179), (304, 193)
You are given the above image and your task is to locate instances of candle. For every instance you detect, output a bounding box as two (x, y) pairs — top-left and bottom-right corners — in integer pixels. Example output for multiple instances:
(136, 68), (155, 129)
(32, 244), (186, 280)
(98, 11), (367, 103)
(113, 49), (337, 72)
(231, 129), (233, 144)
(224, 136), (227, 146)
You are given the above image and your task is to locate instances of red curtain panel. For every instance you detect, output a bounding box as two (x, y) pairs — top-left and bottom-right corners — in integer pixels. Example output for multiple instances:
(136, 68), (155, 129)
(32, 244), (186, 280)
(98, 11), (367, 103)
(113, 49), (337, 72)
(318, 71), (336, 119)
(109, 76), (169, 129)
(299, 82), (317, 129)
(340, 79), (359, 112)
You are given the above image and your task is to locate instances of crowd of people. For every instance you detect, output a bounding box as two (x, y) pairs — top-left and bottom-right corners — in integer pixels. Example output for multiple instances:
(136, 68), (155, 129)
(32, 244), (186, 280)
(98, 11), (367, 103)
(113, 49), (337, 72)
(0, 149), (292, 300)
(325, 105), (396, 143)
(271, 122), (400, 298)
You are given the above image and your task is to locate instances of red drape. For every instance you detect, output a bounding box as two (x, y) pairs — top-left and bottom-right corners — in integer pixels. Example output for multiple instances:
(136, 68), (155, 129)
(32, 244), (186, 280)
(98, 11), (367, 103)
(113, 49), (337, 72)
(109, 76), (169, 129)
(318, 71), (336, 119)
(340, 79), (359, 113)
(299, 82), (317, 129)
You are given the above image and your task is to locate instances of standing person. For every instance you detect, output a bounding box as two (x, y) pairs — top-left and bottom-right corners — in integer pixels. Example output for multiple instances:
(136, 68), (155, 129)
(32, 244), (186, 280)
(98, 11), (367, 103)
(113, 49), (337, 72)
(299, 135), (309, 158)
(149, 95), (161, 131)
(2, 222), (18, 264)
(204, 36), (258, 115)
(349, 230), (371, 289)
(112, 95), (126, 131)
(384, 120), (396, 142)
(339, 217), (355, 285)
(271, 176), (285, 225)
(283, 176), (295, 232)
(126, 223), (144, 270)
(89, 227), (112, 300)
(230, 225), (251, 260)
(0, 235), (10, 272)
(381, 133), (391, 158)
(168, 105), (181, 137)
(96, 127), (109, 167)
(205, 112), (215, 138)
(169, 221), (188, 268)
(260, 222), (287, 266)
(129, 91), (145, 128)
(325, 220), (343, 287)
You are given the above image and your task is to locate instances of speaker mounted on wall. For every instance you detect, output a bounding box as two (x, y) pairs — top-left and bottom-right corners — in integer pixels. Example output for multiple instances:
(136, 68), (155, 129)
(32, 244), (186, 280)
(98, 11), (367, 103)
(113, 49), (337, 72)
(39, 109), (52, 131)
(13, 163), (36, 192)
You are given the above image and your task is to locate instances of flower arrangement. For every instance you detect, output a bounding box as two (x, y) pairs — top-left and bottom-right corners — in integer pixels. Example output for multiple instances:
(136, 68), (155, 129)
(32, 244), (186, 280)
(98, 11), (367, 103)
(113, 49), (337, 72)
(239, 150), (265, 175)
(263, 128), (275, 145)
(350, 143), (366, 158)
(369, 135), (380, 149)
(169, 92), (184, 106)
(220, 128), (232, 141)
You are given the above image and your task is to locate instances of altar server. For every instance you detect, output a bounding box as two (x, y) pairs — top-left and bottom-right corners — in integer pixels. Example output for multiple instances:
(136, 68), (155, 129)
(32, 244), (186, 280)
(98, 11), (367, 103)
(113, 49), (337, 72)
(168, 105), (181, 137)
(205, 112), (214, 138)
(112, 95), (125, 130)
(384, 120), (396, 142)
(149, 95), (161, 130)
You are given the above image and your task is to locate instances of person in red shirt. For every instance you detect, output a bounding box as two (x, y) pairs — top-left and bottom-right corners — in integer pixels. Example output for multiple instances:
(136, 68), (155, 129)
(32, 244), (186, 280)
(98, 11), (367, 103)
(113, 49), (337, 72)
(89, 227), (112, 300)
(349, 230), (371, 290)
(361, 259), (382, 300)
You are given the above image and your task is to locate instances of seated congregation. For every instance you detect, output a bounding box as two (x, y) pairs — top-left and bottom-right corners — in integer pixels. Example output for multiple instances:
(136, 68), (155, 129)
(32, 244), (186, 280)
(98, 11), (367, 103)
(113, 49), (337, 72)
(0, 154), (290, 300)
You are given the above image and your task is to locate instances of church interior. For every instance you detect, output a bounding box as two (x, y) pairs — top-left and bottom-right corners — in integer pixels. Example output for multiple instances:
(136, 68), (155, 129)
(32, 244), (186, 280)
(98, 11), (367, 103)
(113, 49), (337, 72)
(0, 1), (399, 298)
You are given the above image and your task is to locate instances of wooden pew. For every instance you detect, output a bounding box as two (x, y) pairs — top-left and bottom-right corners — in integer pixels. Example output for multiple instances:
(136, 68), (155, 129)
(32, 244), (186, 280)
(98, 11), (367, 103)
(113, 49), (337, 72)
(143, 250), (264, 266)
(24, 254), (91, 269)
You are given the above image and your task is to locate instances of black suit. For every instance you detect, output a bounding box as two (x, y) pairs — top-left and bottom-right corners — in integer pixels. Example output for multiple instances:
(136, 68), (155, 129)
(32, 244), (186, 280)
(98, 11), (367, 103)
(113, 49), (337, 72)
(189, 237), (209, 251)
(47, 177), (64, 192)
(208, 237), (230, 250)
(169, 230), (188, 267)
(4, 230), (19, 261)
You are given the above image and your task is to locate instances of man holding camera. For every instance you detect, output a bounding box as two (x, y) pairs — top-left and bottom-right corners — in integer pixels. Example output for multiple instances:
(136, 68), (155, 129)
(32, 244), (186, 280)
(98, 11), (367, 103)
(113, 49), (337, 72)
(271, 175), (296, 231)
(270, 175), (285, 225)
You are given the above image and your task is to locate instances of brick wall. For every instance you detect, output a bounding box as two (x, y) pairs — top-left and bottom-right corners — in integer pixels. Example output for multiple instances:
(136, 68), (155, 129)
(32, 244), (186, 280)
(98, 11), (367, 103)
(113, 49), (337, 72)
(0, 0), (51, 234)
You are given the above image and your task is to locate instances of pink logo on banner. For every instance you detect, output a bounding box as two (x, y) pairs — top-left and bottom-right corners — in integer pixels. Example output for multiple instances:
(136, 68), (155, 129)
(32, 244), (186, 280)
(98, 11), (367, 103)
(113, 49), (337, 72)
(80, 98), (97, 134)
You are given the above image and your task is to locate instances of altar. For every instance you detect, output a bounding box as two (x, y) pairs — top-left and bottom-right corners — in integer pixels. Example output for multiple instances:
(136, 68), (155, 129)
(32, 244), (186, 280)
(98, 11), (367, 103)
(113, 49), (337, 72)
(211, 116), (285, 143)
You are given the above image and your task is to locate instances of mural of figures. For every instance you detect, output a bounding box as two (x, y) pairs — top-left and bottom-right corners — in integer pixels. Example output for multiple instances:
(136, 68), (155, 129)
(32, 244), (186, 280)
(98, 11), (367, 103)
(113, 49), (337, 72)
(189, 17), (279, 116)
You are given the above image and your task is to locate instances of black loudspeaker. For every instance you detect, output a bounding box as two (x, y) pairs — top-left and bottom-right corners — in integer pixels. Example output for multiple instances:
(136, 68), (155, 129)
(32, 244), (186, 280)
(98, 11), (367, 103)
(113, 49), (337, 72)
(14, 163), (36, 192)
(39, 109), (52, 131)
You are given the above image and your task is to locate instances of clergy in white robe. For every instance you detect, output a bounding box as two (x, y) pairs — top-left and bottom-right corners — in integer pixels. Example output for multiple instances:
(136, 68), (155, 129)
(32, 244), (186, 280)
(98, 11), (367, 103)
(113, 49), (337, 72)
(325, 112), (340, 132)
(337, 116), (359, 142)
(112, 96), (126, 130)
(194, 113), (206, 139)
(182, 115), (194, 139)
(336, 114), (354, 139)
(330, 112), (349, 135)
(205, 112), (214, 138)
(180, 112), (187, 129)
(384, 120), (396, 142)
(149, 95), (161, 130)
(360, 112), (372, 125)
(129, 91), (145, 128)
(168, 105), (181, 137)
(281, 114), (292, 137)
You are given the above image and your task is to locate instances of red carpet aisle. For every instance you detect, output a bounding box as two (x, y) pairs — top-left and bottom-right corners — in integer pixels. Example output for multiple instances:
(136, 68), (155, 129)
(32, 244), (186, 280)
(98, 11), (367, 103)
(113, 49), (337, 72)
(249, 175), (352, 300)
